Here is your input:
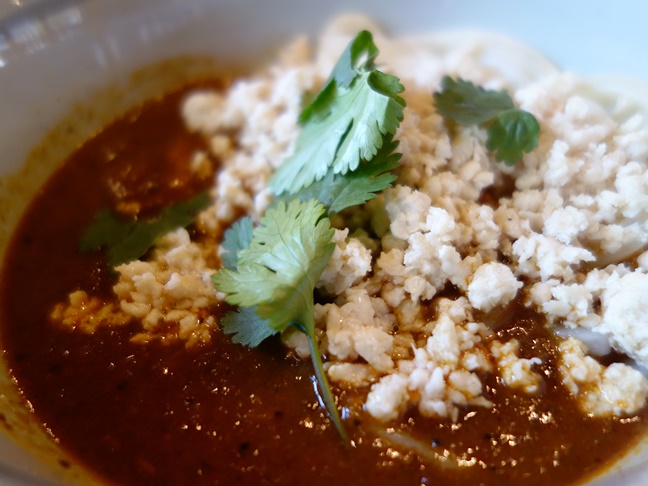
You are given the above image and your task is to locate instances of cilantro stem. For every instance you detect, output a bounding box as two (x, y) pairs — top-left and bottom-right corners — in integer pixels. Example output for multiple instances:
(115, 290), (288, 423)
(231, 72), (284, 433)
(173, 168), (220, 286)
(293, 321), (349, 443)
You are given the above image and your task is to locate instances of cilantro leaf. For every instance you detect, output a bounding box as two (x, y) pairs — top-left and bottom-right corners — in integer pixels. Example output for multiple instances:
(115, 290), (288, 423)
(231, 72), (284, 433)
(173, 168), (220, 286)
(329, 30), (378, 89)
(79, 210), (138, 254)
(486, 108), (540, 165)
(280, 135), (400, 214)
(270, 31), (405, 196)
(212, 199), (347, 441)
(299, 30), (379, 125)
(221, 307), (277, 347)
(213, 199), (334, 329)
(80, 192), (210, 267)
(220, 216), (254, 270)
(213, 218), (278, 346)
(434, 76), (540, 164)
(433, 76), (515, 125)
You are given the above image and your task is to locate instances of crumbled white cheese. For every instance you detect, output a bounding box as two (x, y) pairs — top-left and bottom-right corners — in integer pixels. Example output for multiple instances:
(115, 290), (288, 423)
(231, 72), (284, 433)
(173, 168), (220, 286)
(113, 229), (219, 346)
(327, 362), (379, 387)
(50, 290), (131, 333)
(467, 262), (522, 312)
(559, 337), (648, 416)
(599, 272), (648, 368)
(491, 340), (543, 394)
(365, 373), (410, 422)
(384, 186), (432, 240)
(543, 206), (589, 244)
(512, 232), (595, 281)
(316, 289), (395, 373)
(317, 229), (372, 295)
(365, 298), (493, 422)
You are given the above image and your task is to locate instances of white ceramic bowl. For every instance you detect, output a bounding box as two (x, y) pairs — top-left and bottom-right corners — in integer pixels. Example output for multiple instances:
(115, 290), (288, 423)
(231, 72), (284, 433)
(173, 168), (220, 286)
(0, 1), (646, 484)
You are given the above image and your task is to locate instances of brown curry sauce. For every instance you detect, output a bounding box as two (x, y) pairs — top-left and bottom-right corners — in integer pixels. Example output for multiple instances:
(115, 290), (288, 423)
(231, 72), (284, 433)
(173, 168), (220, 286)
(1, 83), (647, 486)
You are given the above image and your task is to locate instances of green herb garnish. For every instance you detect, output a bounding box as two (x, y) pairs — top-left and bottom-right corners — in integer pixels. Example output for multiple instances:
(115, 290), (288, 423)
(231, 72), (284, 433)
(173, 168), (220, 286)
(214, 31), (407, 442)
(433, 76), (540, 165)
(221, 305), (277, 348)
(212, 199), (346, 440)
(220, 216), (254, 271)
(80, 192), (210, 267)
(269, 30), (405, 195)
(278, 135), (401, 214)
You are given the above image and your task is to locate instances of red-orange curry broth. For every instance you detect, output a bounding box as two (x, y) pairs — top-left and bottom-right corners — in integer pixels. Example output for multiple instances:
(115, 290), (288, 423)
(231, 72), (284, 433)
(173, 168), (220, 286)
(1, 83), (647, 486)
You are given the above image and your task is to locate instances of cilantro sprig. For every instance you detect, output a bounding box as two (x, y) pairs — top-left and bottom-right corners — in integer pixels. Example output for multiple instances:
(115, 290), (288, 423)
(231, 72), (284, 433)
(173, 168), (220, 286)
(213, 31), (406, 442)
(212, 200), (346, 440)
(433, 76), (540, 165)
(80, 192), (210, 267)
(269, 30), (405, 195)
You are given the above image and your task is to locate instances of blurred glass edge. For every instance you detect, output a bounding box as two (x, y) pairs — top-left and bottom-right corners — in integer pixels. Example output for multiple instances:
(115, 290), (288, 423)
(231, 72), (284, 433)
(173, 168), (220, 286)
(0, 1), (84, 65)
(1, 0), (647, 177)
(1, 0), (647, 77)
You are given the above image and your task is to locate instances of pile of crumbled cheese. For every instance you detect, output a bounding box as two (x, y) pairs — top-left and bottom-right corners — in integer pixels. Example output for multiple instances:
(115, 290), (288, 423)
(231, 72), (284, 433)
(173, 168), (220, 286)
(54, 15), (648, 420)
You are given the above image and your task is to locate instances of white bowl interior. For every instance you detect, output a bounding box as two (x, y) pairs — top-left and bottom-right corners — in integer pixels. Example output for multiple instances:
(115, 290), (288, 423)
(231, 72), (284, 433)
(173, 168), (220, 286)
(0, 0), (647, 484)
